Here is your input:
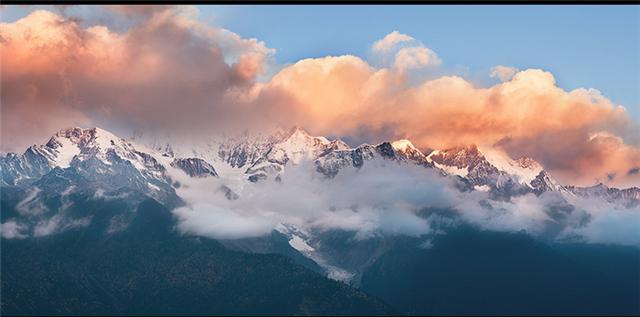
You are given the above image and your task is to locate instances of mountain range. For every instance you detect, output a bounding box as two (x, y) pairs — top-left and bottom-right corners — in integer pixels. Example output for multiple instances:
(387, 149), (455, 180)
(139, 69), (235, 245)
(3, 126), (638, 205)
(1, 126), (639, 315)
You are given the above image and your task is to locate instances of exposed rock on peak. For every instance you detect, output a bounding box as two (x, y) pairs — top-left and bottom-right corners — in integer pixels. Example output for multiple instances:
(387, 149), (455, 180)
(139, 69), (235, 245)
(171, 158), (218, 178)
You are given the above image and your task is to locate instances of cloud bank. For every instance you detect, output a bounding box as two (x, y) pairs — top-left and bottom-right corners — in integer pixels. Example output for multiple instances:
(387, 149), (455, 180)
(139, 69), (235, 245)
(1, 6), (274, 150)
(1, 7), (638, 187)
(2, 155), (638, 246)
(170, 161), (455, 240)
(255, 56), (639, 187)
(166, 159), (640, 246)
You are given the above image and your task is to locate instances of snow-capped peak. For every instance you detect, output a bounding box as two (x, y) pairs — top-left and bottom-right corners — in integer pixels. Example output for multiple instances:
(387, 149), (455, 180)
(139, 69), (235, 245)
(391, 139), (417, 152)
(91, 127), (124, 151)
(4, 125), (638, 209)
(40, 129), (82, 168)
(425, 144), (562, 194)
(326, 139), (351, 152)
(23, 127), (165, 175)
(35, 127), (118, 168)
(267, 127), (332, 165)
(46, 127), (129, 154)
(426, 145), (483, 177)
(479, 146), (543, 186)
(286, 127), (330, 146)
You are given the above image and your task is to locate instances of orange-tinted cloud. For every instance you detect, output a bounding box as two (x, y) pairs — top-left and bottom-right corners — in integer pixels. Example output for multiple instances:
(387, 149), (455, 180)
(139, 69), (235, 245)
(1, 6), (273, 151)
(254, 56), (639, 187)
(1, 10), (638, 188)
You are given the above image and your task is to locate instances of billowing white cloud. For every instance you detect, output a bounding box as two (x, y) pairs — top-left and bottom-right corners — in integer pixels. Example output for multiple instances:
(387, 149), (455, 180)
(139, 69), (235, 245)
(371, 30), (441, 71)
(169, 160), (455, 240)
(455, 192), (555, 236)
(256, 55), (639, 187)
(394, 46), (442, 70)
(0, 6), (275, 152)
(372, 30), (414, 53)
(557, 196), (640, 246)
(164, 155), (640, 246)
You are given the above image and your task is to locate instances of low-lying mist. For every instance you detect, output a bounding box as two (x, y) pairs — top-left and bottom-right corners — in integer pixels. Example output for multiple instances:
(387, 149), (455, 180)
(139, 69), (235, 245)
(169, 161), (640, 246)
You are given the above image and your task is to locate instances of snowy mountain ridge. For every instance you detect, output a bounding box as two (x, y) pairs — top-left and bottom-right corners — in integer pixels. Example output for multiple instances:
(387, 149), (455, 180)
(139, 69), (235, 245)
(2, 126), (638, 207)
(2, 126), (639, 283)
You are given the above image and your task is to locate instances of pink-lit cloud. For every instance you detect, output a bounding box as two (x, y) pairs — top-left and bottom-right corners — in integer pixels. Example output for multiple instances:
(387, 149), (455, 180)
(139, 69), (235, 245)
(1, 8), (638, 187)
(254, 56), (639, 187)
(1, 6), (273, 150)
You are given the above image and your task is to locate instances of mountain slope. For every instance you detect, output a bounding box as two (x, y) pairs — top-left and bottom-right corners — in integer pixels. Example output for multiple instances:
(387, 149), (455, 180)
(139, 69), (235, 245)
(1, 126), (639, 316)
(360, 225), (640, 315)
(1, 198), (394, 316)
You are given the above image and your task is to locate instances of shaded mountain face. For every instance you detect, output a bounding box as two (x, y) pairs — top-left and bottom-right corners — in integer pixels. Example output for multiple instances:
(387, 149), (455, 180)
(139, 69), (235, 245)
(2, 126), (639, 315)
(360, 225), (640, 316)
(1, 198), (393, 316)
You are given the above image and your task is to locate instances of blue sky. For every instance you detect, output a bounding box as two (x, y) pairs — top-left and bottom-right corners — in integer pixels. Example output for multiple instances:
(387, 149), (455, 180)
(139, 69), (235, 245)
(3, 5), (639, 121)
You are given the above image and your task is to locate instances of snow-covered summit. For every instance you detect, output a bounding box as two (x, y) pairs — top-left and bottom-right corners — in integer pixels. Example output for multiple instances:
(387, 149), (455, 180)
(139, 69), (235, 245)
(391, 139), (417, 152)
(479, 146), (544, 186)
(3, 126), (636, 207)
(267, 126), (333, 165)
(425, 144), (553, 190)
(1, 127), (170, 187)
(22, 127), (137, 169)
